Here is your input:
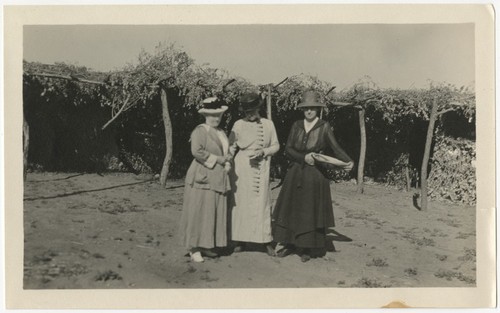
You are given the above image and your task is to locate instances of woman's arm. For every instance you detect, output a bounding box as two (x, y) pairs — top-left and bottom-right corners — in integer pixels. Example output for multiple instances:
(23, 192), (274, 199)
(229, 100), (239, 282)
(228, 123), (239, 160)
(325, 124), (353, 163)
(285, 122), (306, 164)
(263, 120), (280, 157)
(191, 126), (221, 169)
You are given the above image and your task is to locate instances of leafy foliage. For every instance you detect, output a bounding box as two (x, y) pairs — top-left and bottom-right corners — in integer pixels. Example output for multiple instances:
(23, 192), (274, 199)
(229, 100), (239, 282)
(23, 62), (116, 172)
(428, 136), (476, 205)
(23, 43), (477, 204)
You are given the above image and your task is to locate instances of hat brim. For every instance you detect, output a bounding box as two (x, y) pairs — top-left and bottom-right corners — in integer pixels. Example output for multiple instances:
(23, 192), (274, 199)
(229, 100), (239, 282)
(297, 102), (327, 108)
(198, 106), (228, 114)
(240, 103), (261, 112)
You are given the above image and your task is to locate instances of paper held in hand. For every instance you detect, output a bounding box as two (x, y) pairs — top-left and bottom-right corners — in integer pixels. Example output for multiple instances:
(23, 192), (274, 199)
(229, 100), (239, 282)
(312, 153), (351, 169)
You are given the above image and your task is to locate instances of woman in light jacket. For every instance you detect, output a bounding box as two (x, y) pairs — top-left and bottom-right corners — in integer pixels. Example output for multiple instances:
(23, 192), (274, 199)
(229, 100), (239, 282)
(179, 97), (232, 263)
(228, 92), (279, 256)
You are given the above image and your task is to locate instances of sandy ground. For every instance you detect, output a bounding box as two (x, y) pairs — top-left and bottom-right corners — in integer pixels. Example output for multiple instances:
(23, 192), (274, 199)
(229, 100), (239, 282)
(23, 172), (476, 289)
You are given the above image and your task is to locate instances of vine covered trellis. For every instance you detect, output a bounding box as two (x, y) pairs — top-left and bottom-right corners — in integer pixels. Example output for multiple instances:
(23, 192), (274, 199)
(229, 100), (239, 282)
(23, 42), (476, 209)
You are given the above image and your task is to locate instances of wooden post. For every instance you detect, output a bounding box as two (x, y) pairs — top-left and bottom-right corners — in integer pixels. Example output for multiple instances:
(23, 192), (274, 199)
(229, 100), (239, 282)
(420, 98), (438, 211)
(266, 84), (272, 120)
(159, 87), (173, 187)
(357, 107), (366, 194)
(23, 115), (29, 181)
(405, 128), (411, 192)
(405, 165), (411, 192)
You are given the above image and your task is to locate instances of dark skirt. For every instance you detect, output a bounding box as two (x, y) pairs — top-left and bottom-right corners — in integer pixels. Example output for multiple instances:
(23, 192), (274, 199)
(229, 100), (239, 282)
(272, 162), (334, 248)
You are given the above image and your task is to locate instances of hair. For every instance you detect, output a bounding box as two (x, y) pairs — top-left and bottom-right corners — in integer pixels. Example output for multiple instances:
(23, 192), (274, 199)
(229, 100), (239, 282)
(244, 107), (260, 115)
(301, 107), (322, 115)
(202, 112), (223, 117)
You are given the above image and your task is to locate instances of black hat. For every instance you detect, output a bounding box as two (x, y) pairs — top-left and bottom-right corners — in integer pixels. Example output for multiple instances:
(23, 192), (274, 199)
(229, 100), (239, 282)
(239, 92), (263, 111)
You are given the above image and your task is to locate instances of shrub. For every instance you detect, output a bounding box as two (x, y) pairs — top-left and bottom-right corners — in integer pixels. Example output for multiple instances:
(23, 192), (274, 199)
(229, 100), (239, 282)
(428, 136), (476, 205)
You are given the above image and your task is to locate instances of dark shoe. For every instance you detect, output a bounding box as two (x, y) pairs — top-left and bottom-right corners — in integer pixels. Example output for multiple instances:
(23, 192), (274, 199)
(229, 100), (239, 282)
(265, 244), (276, 257)
(199, 248), (218, 258)
(300, 254), (311, 262)
(233, 245), (245, 253)
(276, 247), (292, 258)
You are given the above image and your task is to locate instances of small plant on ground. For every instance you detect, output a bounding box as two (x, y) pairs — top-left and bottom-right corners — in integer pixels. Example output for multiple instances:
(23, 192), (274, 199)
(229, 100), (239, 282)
(458, 248), (476, 262)
(366, 257), (388, 267)
(404, 267), (418, 276)
(434, 269), (475, 285)
(351, 277), (391, 288)
(95, 270), (122, 282)
(435, 254), (448, 261)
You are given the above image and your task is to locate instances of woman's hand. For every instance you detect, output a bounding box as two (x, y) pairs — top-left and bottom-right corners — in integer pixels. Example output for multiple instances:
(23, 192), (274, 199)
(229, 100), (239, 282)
(344, 161), (354, 172)
(216, 155), (229, 165)
(216, 154), (232, 165)
(250, 149), (265, 159)
(223, 162), (232, 173)
(304, 153), (315, 166)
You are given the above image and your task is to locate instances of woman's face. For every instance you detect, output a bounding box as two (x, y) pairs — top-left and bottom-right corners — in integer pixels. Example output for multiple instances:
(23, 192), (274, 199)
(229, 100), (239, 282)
(244, 109), (260, 121)
(302, 107), (319, 121)
(205, 113), (223, 127)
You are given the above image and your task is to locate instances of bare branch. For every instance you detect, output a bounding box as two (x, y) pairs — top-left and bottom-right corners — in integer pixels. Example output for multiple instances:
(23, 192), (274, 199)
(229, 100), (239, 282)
(325, 86), (337, 96)
(122, 95), (143, 113)
(437, 108), (455, 116)
(27, 72), (105, 85)
(28, 72), (161, 88)
(274, 77), (289, 88)
(102, 94), (133, 130)
(222, 78), (236, 91)
(197, 66), (209, 76)
(330, 101), (353, 107)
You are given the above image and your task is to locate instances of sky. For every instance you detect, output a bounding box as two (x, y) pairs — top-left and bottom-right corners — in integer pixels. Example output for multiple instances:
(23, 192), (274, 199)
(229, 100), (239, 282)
(23, 24), (475, 90)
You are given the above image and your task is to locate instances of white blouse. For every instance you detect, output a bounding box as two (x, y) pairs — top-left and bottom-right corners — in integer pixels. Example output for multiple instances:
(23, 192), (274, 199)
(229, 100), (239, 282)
(304, 117), (319, 133)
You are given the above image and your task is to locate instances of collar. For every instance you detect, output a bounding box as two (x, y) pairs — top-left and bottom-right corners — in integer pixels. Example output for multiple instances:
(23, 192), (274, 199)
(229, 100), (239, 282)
(302, 118), (326, 132)
(304, 117), (319, 125)
(244, 116), (261, 123)
(202, 123), (220, 131)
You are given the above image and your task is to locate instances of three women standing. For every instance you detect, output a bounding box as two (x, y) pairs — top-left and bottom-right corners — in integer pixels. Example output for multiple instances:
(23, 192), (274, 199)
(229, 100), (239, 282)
(180, 90), (352, 263)
(228, 92), (279, 256)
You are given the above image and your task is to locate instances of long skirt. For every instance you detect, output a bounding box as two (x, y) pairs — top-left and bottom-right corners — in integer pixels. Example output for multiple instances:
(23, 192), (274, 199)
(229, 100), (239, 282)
(178, 185), (228, 249)
(272, 163), (334, 249)
(229, 150), (273, 243)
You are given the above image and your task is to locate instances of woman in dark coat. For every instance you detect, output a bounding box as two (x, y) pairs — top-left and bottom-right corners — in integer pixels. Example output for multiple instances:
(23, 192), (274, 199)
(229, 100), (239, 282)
(272, 90), (354, 262)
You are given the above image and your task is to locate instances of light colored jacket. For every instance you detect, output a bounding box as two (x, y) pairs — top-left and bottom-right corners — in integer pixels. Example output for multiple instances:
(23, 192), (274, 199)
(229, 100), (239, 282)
(185, 124), (231, 193)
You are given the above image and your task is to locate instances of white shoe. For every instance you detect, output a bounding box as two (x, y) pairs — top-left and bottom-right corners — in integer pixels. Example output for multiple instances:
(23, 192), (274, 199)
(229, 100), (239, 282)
(189, 251), (204, 263)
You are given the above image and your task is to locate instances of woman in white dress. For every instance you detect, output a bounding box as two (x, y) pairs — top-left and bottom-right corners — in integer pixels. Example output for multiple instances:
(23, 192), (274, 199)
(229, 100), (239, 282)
(228, 92), (280, 256)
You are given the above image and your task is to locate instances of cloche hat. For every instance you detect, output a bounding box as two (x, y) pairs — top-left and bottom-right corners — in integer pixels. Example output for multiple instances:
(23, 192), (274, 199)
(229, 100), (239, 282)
(297, 90), (327, 108)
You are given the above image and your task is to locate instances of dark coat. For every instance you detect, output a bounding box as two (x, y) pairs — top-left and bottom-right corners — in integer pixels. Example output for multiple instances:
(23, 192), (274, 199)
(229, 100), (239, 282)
(272, 119), (352, 248)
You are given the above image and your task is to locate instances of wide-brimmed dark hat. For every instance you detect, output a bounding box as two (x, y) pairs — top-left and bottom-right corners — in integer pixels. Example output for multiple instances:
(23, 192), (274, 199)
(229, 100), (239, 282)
(239, 92), (263, 111)
(198, 97), (228, 114)
(297, 90), (327, 108)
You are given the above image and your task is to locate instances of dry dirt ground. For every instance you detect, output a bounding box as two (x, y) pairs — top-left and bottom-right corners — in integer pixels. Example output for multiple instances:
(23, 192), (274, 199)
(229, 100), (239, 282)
(23, 172), (476, 289)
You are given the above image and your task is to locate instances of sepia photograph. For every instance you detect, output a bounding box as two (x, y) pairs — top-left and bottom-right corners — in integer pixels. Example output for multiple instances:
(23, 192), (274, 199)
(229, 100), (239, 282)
(3, 4), (496, 309)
